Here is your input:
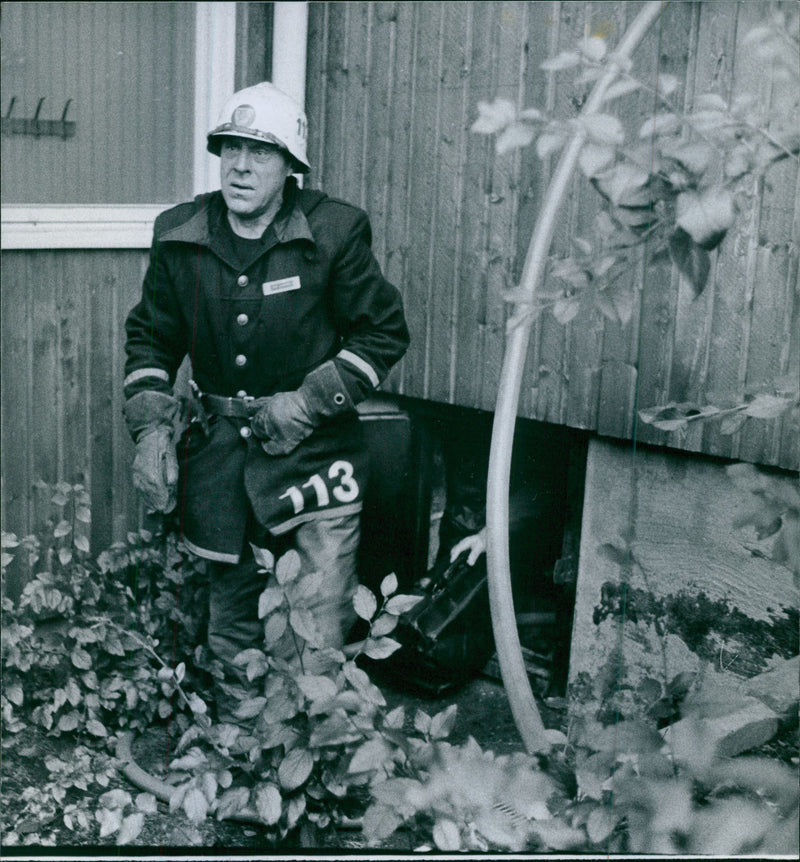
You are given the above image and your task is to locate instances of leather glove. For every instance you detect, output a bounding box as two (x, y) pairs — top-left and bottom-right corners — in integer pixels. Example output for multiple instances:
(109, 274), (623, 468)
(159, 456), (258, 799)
(249, 360), (355, 456)
(132, 426), (178, 513)
(123, 390), (180, 513)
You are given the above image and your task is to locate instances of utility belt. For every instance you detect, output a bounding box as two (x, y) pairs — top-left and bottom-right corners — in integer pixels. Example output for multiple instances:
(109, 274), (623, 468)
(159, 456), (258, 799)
(189, 380), (256, 433)
(200, 392), (254, 419)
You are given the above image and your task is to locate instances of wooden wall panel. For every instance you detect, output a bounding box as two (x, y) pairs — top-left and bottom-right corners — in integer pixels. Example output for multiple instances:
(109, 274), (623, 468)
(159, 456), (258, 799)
(1, 250), (145, 548)
(305, 0), (798, 470)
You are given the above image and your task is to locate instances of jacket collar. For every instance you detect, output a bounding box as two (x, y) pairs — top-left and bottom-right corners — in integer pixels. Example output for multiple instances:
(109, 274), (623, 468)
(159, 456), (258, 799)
(159, 179), (315, 257)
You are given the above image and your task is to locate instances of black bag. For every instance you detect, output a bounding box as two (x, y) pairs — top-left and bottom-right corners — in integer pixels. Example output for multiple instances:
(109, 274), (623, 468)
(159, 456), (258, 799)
(375, 551), (496, 696)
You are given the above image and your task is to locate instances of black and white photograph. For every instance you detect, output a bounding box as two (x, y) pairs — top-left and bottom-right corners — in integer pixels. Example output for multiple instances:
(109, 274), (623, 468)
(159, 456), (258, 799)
(1, 1), (798, 858)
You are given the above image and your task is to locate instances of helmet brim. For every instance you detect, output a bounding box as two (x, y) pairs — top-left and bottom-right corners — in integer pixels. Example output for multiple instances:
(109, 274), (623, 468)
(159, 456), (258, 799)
(207, 127), (310, 173)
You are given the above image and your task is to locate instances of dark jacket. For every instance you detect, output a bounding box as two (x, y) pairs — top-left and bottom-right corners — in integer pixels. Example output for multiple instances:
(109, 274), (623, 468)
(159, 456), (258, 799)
(124, 180), (409, 562)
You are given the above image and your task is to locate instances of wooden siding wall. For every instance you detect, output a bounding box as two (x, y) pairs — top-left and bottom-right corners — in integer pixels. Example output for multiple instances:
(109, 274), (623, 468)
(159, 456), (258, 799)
(1, 251), (146, 550)
(305, 0), (799, 471)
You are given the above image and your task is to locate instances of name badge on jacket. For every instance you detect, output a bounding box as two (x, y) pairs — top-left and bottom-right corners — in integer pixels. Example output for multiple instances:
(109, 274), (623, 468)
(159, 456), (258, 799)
(262, 276), (301, 296)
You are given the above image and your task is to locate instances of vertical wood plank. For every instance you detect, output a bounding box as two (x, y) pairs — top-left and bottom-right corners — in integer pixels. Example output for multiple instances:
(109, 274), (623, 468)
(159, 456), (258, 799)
(305, 1), (330, 186)
(60, 253), (90, 488)
(424, 3), (474, 404)
(381, 2), (417, 394)
(0, 254), (32, 539)
(633, 0), (700, 451)
(661, 2), (739, 457)
(400, 2), (443, 399)
(89, 255), (116, 550)
(30, 252), (61, 487)
(525, 0), (587, 425)
(477, 1), (529, 413)
(452, 0), (497, 409)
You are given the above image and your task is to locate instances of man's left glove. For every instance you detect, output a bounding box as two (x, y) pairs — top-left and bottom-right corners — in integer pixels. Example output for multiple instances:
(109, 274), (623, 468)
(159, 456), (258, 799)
(132, 427), (179, 513)
(123, 391), (180, 513)
(249, 361), (355, 455)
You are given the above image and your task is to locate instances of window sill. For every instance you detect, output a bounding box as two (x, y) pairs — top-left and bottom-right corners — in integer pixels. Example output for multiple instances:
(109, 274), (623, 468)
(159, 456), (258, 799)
(0, 204), (170, 250)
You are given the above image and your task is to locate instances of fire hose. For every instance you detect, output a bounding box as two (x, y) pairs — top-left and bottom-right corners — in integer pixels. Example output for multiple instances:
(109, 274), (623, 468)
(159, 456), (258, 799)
(485, 0), (663, 753)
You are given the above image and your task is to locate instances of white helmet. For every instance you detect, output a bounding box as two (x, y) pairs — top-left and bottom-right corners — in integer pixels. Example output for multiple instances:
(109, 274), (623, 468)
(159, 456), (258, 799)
(207, 81), (310, 173)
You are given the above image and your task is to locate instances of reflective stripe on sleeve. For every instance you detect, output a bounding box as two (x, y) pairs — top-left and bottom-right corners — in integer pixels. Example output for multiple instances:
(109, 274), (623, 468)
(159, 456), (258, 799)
(337, 350), (380, 388)
(123, 367), (170, 388)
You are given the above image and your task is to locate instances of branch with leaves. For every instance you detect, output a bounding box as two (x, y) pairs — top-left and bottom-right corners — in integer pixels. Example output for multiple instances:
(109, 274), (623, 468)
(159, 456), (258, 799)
(472, 9), (799, 312)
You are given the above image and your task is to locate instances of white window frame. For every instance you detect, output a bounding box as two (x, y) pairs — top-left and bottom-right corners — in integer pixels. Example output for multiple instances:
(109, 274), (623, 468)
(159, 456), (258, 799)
(0, 3), (236, 251)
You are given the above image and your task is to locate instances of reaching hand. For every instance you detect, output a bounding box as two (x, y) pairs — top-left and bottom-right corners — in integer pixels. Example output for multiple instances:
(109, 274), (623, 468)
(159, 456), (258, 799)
(449, 527), (487, 567)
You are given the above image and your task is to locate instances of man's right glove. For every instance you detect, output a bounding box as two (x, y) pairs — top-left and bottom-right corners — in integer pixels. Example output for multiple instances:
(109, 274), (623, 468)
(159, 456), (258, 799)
(124, 390), (179, 513)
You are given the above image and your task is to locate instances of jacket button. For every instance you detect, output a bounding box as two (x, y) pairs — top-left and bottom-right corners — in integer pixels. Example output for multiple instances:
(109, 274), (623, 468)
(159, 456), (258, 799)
(235, 354), (247, 367)
(236, 390), (248, 398)
(237, 275), (249, 287)
(236, 313), (249, 326)
(239, 426), (252, 439)
(333, 392), (346, 405)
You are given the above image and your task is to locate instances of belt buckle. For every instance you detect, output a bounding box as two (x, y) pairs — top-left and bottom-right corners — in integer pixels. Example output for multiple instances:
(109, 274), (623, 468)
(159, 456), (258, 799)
(238, 394), (254, 419)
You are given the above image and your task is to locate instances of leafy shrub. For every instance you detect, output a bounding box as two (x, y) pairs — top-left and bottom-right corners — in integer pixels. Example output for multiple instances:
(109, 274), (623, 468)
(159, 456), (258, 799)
(1, 487), (458, 847)
(364, 670), (798, 854)
(140, 553), (464, 846)
(1, 482), (211, 844)
(472, 9), (799, 432)
(1, 483), (208, 745)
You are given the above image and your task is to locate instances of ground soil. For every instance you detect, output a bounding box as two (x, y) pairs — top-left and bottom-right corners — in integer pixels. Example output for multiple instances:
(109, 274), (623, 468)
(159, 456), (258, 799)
(0, 670), (557, 853)
(3, 667), (796, 855)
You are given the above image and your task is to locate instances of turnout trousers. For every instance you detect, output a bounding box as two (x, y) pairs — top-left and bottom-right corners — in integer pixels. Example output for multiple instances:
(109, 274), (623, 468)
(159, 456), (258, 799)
(206, 511), (360, 718)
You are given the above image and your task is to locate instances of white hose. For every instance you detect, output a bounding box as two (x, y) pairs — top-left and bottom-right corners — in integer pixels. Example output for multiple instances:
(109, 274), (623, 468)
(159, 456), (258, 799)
(485, 1), (664, 753)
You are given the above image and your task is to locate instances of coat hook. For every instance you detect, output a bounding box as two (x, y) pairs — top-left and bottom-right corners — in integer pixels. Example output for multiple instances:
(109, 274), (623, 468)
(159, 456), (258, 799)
(60, 99), (73, 139)
(5, 97), (16, 119)
(33, 97), (45, 121)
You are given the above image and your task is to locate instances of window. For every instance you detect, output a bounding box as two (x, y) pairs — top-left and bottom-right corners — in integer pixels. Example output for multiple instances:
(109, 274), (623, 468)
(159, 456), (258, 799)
(1, 1), (236, 248)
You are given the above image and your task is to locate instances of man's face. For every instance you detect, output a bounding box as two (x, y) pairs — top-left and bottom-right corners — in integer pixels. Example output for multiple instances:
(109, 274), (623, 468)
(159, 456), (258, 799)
(219, 138), (293, 221)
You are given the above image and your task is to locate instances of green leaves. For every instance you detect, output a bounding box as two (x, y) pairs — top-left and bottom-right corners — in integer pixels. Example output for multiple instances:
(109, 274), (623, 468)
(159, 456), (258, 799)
(278, 748), (314, 791)
(275, 549), (301, 585)
(667, 230), (711, 295)
(70, 646), (92, 670)
(363, 636), (401, 660)
(353, 584), (378, 620)
(348, 737), (394, 773)
(471, 98), (517, 134)
(581, 114), (625, 147)
(385, 594), (422, 615)
(675, 186), (735, 249)
(362, 802), (404, 842)
(85, 718), (108, 738)
(433, 817), (462, 850)
(639, 392), (796, 436)
(592, 164), (651, 207)
(296, 673), (338, 703)
(254, 783), (282, 825)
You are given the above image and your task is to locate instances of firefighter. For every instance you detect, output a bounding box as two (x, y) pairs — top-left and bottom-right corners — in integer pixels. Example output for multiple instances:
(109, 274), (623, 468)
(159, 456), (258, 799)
(123, 82), (409, 711)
